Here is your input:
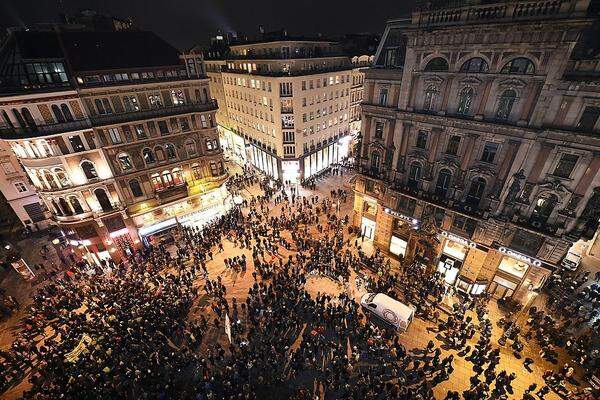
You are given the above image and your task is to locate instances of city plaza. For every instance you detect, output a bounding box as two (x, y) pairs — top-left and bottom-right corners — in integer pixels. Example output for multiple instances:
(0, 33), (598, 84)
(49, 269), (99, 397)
(0, 161), (597, 399)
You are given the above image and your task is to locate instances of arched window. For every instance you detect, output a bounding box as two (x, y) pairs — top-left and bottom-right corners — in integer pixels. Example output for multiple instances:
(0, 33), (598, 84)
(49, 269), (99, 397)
(191, 163), (202, 180)
(531, 193), (558, 224)
(435, 169), (452, 196)
(60, 104), (74, 121)
(466, 177), (486, 206)
(151, 173), (163, 191)
(457, 87), (474, 115)
(142, 148), (156, 164)
(165, 143), (177, 160)
(51, 104), (65, 123)
(423, 86), (438, 111)
(53, 168), (70, 187)
(51, 199), (63, 216)
(68, 196), (84, 214)
(117, 153), (133, 171)
(155, 146), (166, 162)
(460, 57), (489, 73)
(37, 140), (52, 157)
(202, 88), (209, 103)
(42, 169), (58, 189)
(370, 151), (381, 170)
(21, 108), (37, 129)
(172, 168), (184, 185)
(185, 140), (197, 156)
(58, 197), (73, 216)
(94, 188), (113, 212)
(129, 179), (143, 197)
(424, 57), (449, 72)
(496, 89), (517, 120)
(81, 161), (98, 180)
(162, 170), (174, 187)
(408, 162), (422, 189)
(501, 57), (535, 75)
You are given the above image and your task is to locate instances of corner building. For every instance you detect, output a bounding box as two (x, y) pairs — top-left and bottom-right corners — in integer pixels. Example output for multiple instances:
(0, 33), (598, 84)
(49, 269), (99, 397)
(354, 0), (600, 303)
(205, 39), (362, 182)
(0, 28), (227, 262)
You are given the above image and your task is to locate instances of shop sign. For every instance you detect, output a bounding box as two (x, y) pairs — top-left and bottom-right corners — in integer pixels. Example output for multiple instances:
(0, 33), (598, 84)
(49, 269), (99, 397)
(440, 231), (477, 248)
(383, 207), (419, 227)
(498, 246), (542, 267)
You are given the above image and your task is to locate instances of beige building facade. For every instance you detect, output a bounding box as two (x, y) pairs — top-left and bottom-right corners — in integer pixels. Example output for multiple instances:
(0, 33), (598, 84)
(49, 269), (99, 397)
(354, 0), (600, 303)
(0, 29), (227, 262)
(205, 40), (362, 182)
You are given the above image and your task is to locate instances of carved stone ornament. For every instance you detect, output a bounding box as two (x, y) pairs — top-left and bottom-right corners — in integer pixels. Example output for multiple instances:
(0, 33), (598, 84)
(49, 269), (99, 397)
(423, 75), (445, 85)
(498, 78), (527, 89)
(459, 76), (483, 87)
(505, 169), (525, 204)
(538, 178), (571, 194)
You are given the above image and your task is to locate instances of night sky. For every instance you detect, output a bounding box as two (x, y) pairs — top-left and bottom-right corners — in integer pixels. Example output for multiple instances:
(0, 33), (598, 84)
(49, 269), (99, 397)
(0, 0), (415, 50)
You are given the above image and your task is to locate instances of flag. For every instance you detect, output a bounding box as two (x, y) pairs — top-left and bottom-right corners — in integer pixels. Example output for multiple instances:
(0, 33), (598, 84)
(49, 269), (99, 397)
(225, 313), (232, 343)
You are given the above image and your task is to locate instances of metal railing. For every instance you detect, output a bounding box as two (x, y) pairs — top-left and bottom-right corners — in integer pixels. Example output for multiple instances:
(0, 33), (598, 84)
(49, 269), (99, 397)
(0, 119), (92, 139)
(90, 100), (217, 127)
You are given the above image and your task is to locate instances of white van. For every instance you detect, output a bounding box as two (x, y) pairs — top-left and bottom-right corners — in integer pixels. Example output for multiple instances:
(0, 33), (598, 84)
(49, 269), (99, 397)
(360, 293), (415, 332)
(561, 251), (582, 271)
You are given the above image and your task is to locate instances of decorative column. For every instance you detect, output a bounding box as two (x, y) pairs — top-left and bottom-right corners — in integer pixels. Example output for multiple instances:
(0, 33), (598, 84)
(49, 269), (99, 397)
(455, 133), (479, 189)
(396, 122), (412, 173)
(424, 127), (442, 180)
(491, 139), (521, 198)
(563, 153), (600, 216)
(518, 142), (555, 203)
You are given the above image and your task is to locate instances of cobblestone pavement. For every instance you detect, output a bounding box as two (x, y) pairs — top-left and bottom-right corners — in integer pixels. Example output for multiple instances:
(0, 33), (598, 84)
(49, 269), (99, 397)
(0, 164), (586, 399)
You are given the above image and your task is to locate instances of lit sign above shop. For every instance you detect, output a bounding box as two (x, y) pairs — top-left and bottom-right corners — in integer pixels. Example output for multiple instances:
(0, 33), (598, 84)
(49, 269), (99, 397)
(498, 247), (542, 267)
(383, 208), (419, 226)
(441, 231), (477, 248)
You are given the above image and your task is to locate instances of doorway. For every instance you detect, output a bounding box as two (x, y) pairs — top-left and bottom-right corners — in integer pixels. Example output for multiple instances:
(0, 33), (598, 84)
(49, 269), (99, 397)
(361, 217), (376, 241)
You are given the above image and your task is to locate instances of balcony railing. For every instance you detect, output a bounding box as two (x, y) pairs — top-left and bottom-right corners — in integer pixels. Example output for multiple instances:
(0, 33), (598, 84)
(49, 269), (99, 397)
(414, 0), (584, 28)
(155, 183), (189, 202)
(0, 119), (92, 139)
(90, 100), (218, 127)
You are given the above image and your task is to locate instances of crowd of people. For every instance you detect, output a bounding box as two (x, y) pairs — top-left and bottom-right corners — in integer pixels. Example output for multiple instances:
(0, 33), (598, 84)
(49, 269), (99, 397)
(0, 163), (598, 399)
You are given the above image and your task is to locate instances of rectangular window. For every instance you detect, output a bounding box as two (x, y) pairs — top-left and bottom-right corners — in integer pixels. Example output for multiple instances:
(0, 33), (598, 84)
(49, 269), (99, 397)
(170, 90), (185, 105)
(576, 106), (600, 130)
(452, 215), (477, 238)
(134, 124), (147, 139)
(148, 94), (162, 108)
(379, 88), (388, 105)
(179, 117), (190, 132)
(14, 182), (27, 193)
(118, 154), (133, 171)
(1, 162), (16, 174)
(374, 122), (384, 139)
(301, 81), (306, 90)
(108, 128), (122, 144)
(158, 120), (169, 135)
(446, 135), (461, 155)
(68, 135), (85, 152)
(416, 130), (428, 149)
(553, 154), (578, 178)
(396, 195), (416, 215)
(123, 96), (140, 112)
(481, 142), (498, 163)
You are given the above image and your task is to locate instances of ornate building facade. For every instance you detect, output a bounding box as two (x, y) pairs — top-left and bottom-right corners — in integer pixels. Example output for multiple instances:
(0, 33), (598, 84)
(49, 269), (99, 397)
(0, 28), (227, 262)
(354, 0), (600, 303)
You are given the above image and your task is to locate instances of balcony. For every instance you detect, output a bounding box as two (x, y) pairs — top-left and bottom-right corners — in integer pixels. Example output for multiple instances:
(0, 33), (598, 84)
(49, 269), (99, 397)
(0, 119), (92, 139)
(413, 0), (585, 28)
(155, 183), (189, 203)
(89, 101), (218, 127)
(78, 74), (207, 88)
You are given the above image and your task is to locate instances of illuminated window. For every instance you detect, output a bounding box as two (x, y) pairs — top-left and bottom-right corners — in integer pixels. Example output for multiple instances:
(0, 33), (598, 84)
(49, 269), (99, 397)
(81, 161), (98, 180)
(170, 90), (185, 105)
(117, 153), (133, 171)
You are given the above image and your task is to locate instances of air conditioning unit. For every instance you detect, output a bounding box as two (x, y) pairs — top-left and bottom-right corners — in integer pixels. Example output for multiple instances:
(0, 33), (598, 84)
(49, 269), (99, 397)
(464, 205), (472, 212)
(532, 221), (542, 228)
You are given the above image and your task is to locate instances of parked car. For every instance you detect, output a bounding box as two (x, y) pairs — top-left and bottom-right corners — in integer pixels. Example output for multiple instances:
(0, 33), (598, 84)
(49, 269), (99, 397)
(561, 251), (582, 271)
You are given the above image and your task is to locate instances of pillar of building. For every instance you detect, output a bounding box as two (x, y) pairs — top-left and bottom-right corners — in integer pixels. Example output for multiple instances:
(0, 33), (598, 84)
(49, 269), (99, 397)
(491, 139), (521, 198)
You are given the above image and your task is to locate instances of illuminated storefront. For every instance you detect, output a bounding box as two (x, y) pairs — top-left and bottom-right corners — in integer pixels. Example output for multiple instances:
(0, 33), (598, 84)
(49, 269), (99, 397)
(389, 235), (408, 256)
(303, 141), (339, 179)
(249, 145), (278, 178)
(437, 231), (477, 285)
(220, 128), (247, 164)
(134, 185), (228, 244)
(489, 246), (538, 300)
(282, 160), (300, 183)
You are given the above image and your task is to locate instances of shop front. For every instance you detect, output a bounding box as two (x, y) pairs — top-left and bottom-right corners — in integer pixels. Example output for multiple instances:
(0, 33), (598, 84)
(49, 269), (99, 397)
(488, 246), (540, 300)
(437, 231), (478, 286)
(282, 160), (301, 184)
(249, 145), (278, 178)
(220, 128), (247, 164)
(302, 141), (339, 179)
(361, 216), (376, 240)
(134, 185), (229, 245)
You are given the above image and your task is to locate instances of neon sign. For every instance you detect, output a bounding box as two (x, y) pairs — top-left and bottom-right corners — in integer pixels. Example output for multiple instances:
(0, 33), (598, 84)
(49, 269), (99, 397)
(498, 246), (542, 267)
